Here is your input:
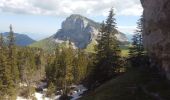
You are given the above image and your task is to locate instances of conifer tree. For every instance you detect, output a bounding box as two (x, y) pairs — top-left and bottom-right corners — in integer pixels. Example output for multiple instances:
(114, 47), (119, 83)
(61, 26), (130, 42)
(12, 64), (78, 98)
(129, 16), (146, 67)
(0, 32), (16, 99)
(92, 8), (121, 83)
(73, 50), (88, 83)
(17, 50), (25, 82)
(7, 25), (19, 83)
(46, 82), (56, 98)
(0, 33), (5, 96)
(64, 44), (74, 94)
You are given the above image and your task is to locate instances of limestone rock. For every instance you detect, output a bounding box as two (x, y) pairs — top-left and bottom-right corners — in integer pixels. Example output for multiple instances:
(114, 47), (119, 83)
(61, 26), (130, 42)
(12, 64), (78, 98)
(141, 0), (170, 79)
(54, 14), (129, 48)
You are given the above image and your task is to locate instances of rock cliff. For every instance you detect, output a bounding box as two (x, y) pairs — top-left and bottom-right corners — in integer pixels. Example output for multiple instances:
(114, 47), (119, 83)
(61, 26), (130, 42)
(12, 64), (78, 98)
(31, 14), (129, 50)
(54, 14), (129, 48)
(141, 0), (170, 79)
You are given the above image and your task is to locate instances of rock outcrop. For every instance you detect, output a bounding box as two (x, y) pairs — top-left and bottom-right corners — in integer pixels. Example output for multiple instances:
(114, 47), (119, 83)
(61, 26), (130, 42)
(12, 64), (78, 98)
(31, 14), (129, 51)
(54, 14), (129, 48)
(141, 0), (170, 79)
(54, 14), (100, 48)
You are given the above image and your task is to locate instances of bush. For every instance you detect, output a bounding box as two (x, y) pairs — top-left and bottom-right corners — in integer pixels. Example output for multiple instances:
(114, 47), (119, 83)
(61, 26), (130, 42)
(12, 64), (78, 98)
(19, 86), (35, 99)
(46, 82), (56, 97)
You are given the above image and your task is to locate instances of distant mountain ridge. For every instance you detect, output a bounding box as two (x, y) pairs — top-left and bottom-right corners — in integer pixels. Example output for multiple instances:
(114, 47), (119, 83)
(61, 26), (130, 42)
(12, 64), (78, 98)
(31, 14), (129, 50)
(2, 32), (36, 46)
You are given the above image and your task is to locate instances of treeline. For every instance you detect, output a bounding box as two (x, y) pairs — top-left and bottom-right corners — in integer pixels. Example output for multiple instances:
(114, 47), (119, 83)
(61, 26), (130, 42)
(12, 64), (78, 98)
(128, 16), (149, 68)
(45, 43), (92, 98)
(0, 8), (148, 100)
(0, 25), (46, 99)
(44, 9), (127, 98)
(85, 9), (124, 89)
(85, 9), (148, 90)
(0, 25), (92, 99)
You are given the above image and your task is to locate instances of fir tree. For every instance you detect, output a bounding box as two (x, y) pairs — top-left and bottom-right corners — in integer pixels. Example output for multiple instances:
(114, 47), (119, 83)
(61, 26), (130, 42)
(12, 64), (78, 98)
(63, 46), (74, 94)
(73, 50), (88, 83)
(46, 82), (56, 98)
(7, 25), (19, 83)
(92, 8), (121, 84)
(129, 16), (146, 67)
(0, 32), (16, 99)
(0, 33), (5, 96)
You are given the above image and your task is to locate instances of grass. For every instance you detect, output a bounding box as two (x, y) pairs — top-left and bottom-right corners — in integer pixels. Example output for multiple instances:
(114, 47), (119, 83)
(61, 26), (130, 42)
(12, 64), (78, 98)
(29, 38), (57, 52)
(80, 68), (170, 100)
(29, 38), (71, 52)
(84, 39), (96, 53)
(85, 41), (130, 57)
(121, 49), (129, 57)
(120, 44), (130, 57)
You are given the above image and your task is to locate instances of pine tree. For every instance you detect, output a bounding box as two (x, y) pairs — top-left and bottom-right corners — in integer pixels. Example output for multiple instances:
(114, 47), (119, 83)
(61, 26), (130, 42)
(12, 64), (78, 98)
(92, 8), (121, 84)
(129, 16), (146, 67)
(46, 82), (56, 98)
(64, 45), (74, 94)
(73, 50), (88, 83)
(34, 49), (45, 80)
(0, 33), (5, 96)
(17, 49), (26, 82)
(7, 25), (19, 83)
(0, 33), (16, 99)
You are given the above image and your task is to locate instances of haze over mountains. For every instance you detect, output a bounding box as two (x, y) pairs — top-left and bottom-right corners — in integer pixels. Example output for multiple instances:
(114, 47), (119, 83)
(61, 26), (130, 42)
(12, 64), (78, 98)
(2, 32), (36, 46)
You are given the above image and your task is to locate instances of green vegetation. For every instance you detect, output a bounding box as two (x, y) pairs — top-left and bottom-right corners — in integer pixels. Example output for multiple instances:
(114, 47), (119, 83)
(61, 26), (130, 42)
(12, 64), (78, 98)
(128, 16), (148, 68)
(84, 39), (96, 53)
(1, 7), (169, 100)
(30, 38), (76, 53)
(29, 38), (57, 52)
(85, 41), (130, 57)
(80, 12), (157, 100)
(120, 45), (130, 57)
(0, 26), (46, 99)
(80, 68), (170, 100)
(86, 8), (123, 89)
(45, 43), (91, 96)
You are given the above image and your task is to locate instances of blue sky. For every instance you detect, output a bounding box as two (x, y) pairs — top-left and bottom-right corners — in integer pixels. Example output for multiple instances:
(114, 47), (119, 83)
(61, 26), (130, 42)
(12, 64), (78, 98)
(0, 0), (143, 40)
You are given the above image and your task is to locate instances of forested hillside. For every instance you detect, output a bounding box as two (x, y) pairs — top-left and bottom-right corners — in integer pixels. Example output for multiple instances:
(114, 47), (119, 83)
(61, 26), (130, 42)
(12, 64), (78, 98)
(0, 1), (170, 99)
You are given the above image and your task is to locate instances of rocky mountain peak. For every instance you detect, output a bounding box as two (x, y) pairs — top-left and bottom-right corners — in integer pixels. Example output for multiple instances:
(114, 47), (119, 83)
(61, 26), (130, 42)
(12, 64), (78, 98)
(54, 14), (129, 48)
(61, 14), (100, 31)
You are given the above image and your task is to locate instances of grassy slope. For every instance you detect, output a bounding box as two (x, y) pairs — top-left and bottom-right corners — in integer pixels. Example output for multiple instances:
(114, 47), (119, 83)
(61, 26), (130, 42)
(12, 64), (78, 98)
(85, 41), (130, 57)
(29, 38), (70, 52)
(85, 39), (96, 53)
(30, 37), (130, 56)
(120, 45), (130, 57)
(29, 38), (57, 52)
(80, 68), (170, 100)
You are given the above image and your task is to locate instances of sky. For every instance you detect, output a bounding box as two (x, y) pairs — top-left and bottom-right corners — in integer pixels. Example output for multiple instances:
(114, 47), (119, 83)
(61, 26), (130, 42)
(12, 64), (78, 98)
(0, 0), (143, 40)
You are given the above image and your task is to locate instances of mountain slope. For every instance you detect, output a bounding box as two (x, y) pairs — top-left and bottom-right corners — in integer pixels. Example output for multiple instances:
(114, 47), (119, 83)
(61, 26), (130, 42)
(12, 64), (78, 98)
(54, 14), (101, 48)
(2, 32), (36, 46)
(80, 68), (170, 100)
(29, 37), (56, 51)
(30, 14), (129, 50)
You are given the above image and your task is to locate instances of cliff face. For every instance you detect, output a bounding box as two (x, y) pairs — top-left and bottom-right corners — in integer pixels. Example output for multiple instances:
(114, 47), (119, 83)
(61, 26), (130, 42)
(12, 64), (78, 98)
(141, 0), (170, 79)
(54, 14), (100, 48)
(54, 14), (129, 48)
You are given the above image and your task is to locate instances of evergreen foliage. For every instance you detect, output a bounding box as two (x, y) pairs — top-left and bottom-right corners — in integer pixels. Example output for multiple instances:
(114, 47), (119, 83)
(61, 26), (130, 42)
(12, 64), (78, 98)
(89, 8), (121, 86)
(128, 16), (148, 67)
(0, 26), (46, 99)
